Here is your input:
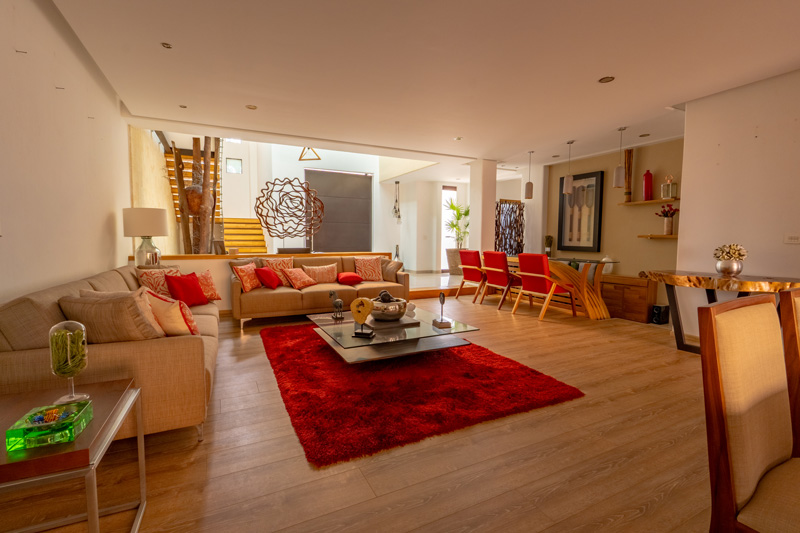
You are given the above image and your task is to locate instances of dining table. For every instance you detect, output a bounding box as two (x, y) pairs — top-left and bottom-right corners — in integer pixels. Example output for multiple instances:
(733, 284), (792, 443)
(645, 270), (800, 353)
(506, 256), (616, 320)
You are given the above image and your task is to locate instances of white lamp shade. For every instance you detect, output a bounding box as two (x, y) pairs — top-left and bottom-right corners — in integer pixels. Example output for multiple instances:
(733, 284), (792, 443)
(562, 174), (573, 194)
(524, 181), (533, 199)
(123, 208), (168, 237)
(613, 165), (625, 188)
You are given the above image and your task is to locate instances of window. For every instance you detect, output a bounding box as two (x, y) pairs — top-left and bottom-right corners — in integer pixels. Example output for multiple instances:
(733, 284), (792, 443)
(441, 186), (458, 270)
(226, 158), (242, 174)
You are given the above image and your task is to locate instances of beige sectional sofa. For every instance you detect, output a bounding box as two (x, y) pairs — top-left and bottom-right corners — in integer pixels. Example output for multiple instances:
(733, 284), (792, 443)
(0, 265), (218, 440)
(231, 254), (409, 326)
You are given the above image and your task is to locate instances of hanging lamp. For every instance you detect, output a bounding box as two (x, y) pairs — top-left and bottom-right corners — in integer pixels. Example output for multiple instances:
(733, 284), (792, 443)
(392, 180), (402, 224)
(613, 127), (627, 188)
(299, 147), (321, 161)
(524, 151), (534, 199)
(562, 140), (575, 194)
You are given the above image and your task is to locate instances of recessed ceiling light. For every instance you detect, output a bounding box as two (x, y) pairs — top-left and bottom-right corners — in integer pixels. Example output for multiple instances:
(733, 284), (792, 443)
(552, 155), (560, 158)
(179, 104), (187, 109)
(598, 76), (615, 84)
(639, 133), (650, 137)
(245, 104), (257, 110)
(454, 136), (463, 141)
(161, 42), (172, 49)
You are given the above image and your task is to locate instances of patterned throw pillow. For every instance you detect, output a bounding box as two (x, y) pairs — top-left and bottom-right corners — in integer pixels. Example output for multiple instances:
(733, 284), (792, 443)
(283, 268), (318, 290)
(137, 268), (181, 297)
(232, 263), (261, 293)
(301, 263), (337, 284)
(196, 270), (222, 301)
(145, 290), (200, 336)
(263, 257), (293, 286)
(354, 256), (383, 281)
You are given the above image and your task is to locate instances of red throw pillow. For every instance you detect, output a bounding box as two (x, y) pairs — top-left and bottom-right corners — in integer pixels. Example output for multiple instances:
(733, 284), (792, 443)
(283, 268), (317, 290)
(255, 267), (282, 290)
(337, 272), (363, 286)
(166, 272), (209, 307)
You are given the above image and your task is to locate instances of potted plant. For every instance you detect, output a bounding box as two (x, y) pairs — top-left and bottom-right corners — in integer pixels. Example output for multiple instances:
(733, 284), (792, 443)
(444, 199), (469, 275)
(655, 204), (679, 235)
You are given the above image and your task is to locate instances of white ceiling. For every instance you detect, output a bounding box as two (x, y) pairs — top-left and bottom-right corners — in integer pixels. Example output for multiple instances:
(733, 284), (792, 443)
(54, 0), (800, 181)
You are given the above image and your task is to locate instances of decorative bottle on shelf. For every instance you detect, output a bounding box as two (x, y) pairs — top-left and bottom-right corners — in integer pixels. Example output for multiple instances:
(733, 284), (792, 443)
(642, 170), (653, 201)
(661, 175), (678, 199)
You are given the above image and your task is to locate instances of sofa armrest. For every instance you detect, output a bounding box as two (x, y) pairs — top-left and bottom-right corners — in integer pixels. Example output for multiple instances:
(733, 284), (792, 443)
(396, 271), (410, 300)
(0, 335), (214, 439)
(231, 274), (243, 319)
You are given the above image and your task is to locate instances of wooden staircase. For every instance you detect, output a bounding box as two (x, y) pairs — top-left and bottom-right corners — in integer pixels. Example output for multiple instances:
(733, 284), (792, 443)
(223, 218), (268, 253)
(164, 151), (223, 224)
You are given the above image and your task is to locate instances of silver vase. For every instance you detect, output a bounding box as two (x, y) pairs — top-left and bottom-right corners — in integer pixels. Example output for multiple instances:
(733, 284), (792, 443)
(715, 260), (743, 277)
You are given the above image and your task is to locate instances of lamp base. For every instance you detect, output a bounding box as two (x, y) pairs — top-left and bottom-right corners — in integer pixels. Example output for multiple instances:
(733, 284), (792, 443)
(135, 236), (161, 267)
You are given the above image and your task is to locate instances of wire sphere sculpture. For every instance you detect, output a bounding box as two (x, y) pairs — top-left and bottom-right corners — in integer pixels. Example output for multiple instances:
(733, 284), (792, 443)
(254, 177), (324, 238)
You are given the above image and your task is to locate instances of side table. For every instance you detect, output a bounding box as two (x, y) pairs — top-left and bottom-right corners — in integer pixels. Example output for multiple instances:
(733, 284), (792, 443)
(0, 379), (146, 532)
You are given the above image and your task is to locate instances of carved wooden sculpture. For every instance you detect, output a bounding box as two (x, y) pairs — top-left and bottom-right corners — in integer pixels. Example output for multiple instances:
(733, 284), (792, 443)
(172, 137), (218, 254)
(495, 200), (524, 256)
(254, 177), (324, 238)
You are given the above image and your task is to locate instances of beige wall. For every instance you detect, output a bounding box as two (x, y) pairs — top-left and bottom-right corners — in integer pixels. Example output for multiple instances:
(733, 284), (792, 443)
(129, 127), (179, 255)
(0, 0), (131, 303)
(545, 138), (684, 303)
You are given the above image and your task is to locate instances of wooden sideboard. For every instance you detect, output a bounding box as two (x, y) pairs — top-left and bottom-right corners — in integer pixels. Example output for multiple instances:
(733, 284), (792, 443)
(601, 275), (657, 323)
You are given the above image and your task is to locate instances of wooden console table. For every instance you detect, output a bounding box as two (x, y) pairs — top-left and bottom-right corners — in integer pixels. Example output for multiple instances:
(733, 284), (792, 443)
(645, 270), (800, 353)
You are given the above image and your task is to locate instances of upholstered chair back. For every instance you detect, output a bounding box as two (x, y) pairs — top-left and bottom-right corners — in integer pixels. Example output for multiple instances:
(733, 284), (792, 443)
(517, 253), (556, 294)
(482, 251), (510, 287)
(702, 299), (793, 510)
(458, 250), (483, 283)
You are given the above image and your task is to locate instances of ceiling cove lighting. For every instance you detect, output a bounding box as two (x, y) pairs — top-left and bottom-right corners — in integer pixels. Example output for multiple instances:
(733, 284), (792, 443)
(562, 141), (575, 194)
(524, 151), (534, 199)
(613, 127), (627, 188)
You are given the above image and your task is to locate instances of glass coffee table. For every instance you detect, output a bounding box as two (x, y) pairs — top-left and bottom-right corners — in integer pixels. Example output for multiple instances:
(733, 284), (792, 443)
(308, 307), (479, 364)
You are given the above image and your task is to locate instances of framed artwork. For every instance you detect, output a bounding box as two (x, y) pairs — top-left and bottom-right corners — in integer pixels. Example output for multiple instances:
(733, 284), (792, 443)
(557, 171), (604, 252)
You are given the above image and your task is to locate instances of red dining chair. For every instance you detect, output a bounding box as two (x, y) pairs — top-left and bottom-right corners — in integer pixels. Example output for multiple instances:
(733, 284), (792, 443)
(455, 250), (485, 303)
(512, 253), (576, 319)
(479, 251), (521, 310)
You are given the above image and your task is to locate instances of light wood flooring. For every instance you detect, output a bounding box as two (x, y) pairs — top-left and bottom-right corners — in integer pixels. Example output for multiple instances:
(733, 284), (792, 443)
(0, 297), (711, 532)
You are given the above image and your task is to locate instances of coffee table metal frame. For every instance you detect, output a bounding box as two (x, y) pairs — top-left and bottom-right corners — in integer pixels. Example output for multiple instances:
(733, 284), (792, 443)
(0, 380), (146, 533)
(308, 308), (478, 364)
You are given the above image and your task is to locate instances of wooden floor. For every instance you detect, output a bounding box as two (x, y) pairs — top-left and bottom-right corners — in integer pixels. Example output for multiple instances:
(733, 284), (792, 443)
(0, 297), (711, 532)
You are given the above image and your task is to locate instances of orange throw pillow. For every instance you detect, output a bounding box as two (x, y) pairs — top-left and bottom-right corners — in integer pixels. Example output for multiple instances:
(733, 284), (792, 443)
(301, 263), (337, 284)
(283, 268), (318, 290)
(354, 256), (383, 281)
(232, 263), (261, 292)
(196, 270), (222, 301)
(137, 268), (181, 297)
(263, 257), (293, 286)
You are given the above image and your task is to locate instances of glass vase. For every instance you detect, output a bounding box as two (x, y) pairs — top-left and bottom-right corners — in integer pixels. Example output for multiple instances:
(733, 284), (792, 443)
(49, 321), (90, 404)
(664, 217), (674, 235)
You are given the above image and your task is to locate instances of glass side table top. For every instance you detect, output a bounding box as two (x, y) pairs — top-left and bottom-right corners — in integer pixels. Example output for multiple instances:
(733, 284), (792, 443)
(308, 307), (478, 350)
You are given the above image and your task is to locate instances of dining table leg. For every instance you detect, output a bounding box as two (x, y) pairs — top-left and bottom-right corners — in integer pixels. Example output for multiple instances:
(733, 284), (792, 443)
(665, 284), (701, 354)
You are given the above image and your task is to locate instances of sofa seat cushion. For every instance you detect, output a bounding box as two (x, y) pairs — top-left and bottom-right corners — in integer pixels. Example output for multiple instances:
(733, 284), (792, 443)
(355, 281), (406, 300)
(240, 286), (303, 315)
(193, 314), (219, 338)
(300, 284), (358, 309)
(189, 302), (220, 321)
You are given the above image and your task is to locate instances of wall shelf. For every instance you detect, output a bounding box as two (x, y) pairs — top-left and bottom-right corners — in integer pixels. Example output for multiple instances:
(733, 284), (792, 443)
(619, 197), (680, 206)
(638, 234), (678, 240)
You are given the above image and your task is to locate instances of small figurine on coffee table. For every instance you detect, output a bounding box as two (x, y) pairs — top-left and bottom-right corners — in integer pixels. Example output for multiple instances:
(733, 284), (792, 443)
(350, 298), (375, 338)
(432, 292), (451, 329)
(329, 290), (344, 320)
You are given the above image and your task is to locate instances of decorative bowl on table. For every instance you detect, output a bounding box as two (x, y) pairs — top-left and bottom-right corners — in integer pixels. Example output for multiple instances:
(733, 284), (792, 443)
(370, 293), (407, 321)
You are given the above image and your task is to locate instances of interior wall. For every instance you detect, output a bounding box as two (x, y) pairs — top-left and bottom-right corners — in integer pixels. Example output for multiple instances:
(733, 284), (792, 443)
(0, 0), (130, 303)
(129, 127), (179, 255)
(545, 138), (684, 302)
(496, 178), (521, 201)
(677, 68), (800, 337)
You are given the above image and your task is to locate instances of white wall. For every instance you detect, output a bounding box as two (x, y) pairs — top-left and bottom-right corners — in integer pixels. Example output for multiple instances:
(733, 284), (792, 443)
(220, 140), (259, 219)
(0, 0), (130, 303)
(677, 68), (800, 336)
(496, 178), (521, 201)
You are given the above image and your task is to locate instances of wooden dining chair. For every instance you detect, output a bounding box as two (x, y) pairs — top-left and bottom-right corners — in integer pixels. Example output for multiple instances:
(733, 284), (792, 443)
(511, 253), (576, 319)
(779, 288), (800, 456)
(479, 251), (520, 310)
(698, 294), (800, 532)
(454, 250), (485, 303)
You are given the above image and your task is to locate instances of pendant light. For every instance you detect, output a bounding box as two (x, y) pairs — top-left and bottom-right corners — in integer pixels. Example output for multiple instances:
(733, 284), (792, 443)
(524, 151), (534, 199)
(562, 140), (575, 194)
(613, 127), (627, 188)
(392, 180), (402, 224)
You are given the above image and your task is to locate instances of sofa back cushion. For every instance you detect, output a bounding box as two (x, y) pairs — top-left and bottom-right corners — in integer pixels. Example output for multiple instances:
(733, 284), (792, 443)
(60, 287), (166, 343)
(0, 279), (94, 351)
(85, 270), (131, 292)
(292, 256), (344, 273)
(114, 265), (141, 290)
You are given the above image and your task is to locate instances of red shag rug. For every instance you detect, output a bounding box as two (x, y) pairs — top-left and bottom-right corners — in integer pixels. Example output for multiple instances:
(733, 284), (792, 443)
(260, 324), (584, 467)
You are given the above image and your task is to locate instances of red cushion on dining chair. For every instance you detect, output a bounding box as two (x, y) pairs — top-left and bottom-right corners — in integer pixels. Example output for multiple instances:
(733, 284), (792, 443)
(482, 251), (519, 288)
(459, 250), (483, 283)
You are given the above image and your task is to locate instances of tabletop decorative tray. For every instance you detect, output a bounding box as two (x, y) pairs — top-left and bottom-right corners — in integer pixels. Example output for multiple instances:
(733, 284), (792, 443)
(5, 400), (93, 452)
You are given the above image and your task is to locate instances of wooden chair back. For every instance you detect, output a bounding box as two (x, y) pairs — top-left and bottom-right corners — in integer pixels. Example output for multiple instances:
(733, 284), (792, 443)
(698, 294), (794, 530)
(779, 288), (800, 456)
(458, 250), (484, 283)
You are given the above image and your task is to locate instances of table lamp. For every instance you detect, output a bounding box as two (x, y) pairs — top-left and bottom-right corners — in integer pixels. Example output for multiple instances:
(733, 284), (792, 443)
(123, 208), (168, 267)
